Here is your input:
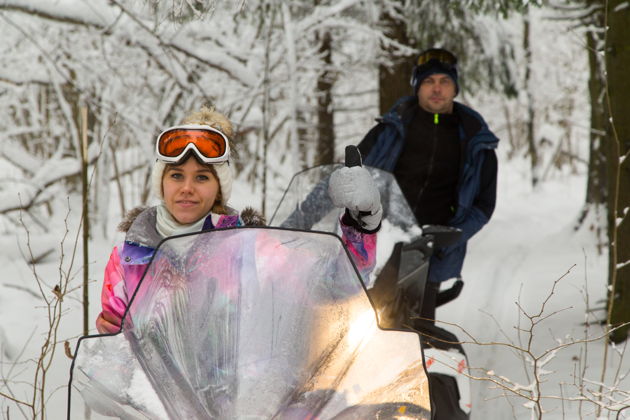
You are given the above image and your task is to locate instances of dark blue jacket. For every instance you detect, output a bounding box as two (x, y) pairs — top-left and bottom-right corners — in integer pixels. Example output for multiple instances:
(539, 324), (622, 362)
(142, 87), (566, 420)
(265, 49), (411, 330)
(360, 96), (499, 283)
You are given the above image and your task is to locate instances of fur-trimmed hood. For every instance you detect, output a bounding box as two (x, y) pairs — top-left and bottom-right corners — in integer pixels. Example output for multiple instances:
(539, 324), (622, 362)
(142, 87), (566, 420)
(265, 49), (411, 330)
(239, 207), (267, 227)
(117, 206), (266, 251)
(118, 206), (266, 233)
(117, 206), (150, 233)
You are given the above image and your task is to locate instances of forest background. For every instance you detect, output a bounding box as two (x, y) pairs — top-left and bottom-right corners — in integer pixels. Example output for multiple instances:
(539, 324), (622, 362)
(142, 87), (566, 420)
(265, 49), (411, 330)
(0, 0), (629, 419)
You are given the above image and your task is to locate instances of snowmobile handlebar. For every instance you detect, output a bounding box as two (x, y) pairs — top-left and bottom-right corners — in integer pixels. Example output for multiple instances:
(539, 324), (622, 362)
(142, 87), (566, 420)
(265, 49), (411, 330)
(344, 145), (372, 220)
(421, 224), (462, 249)
(344, 145), (362, 168)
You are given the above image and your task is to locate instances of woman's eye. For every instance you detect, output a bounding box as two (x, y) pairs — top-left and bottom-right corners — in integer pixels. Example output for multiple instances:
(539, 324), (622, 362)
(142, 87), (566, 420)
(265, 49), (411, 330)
(197, 175), (209, 181)
(170, 172), (182, 179)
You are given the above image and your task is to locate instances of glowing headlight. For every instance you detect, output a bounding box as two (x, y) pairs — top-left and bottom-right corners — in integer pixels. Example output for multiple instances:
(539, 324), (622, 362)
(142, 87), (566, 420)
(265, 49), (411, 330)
(347, 310), (378, 348)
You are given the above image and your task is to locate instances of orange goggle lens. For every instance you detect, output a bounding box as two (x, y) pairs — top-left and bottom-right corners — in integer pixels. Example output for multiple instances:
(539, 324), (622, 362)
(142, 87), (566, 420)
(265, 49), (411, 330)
(157, 128), (228, 162)
(416, 49), (457, 67)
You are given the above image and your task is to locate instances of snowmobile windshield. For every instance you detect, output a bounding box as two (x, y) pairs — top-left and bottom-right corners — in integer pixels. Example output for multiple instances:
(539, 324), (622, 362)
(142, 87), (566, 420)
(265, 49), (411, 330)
(68, 228), (430, 419)
(269, 165), (422, 288)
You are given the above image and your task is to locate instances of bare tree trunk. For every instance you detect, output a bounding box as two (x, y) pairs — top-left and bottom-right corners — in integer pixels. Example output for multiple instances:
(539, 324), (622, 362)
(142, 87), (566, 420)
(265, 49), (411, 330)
(260, 5), (275, 216)
(297, 111), (311, 169)
(378, 10), (415, 116)
(584, 14), (608, 209)
(606, 0), (630, 344)
(523, 12), (539, 187)
(574, 3), (608, 258)
(79, 106), (92, 420)
(80, 106), (90, 339)
(314, 28), (335, 165)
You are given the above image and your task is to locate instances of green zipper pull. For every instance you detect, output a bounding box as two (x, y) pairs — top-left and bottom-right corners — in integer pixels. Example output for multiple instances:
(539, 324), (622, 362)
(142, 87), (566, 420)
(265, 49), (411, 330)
(434, 113), (439, 124)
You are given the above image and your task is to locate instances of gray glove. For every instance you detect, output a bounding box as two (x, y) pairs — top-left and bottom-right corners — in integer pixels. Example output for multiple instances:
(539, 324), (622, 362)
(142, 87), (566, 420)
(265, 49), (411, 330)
(328, 166), (382, 231)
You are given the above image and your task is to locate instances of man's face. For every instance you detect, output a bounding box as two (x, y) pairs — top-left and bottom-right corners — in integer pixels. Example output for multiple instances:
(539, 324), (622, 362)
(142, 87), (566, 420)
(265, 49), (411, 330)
(417, 73), (456, 114)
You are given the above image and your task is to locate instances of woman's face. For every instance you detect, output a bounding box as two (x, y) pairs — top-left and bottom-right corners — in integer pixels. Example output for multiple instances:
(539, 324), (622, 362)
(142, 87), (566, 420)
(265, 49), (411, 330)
(162, 157), (220, 224)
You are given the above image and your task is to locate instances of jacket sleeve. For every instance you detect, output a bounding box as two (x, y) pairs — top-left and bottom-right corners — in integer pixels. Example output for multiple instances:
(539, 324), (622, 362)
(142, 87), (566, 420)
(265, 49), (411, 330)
(358, 123), (384, 160)
(450, 149), (498, 245)
(95, 246), (128, 334)
(338, 215), (377, 279)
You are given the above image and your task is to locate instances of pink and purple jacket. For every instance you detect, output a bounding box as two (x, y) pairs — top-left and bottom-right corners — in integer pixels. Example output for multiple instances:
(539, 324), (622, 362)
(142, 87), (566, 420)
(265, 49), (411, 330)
(96, 207), (377, 334)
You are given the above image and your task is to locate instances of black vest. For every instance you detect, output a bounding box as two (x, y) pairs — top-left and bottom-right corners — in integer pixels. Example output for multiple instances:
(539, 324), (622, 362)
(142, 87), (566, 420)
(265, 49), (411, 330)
(393, 106), (462, 226)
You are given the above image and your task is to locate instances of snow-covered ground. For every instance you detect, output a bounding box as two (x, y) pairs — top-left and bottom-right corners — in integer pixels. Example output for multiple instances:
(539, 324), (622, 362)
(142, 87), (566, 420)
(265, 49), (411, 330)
(439, 156), (628, 419)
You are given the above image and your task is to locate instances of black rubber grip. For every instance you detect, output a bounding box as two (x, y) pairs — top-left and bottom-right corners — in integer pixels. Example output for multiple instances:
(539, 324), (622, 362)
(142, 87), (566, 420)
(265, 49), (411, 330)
(345, 145), (362, 168)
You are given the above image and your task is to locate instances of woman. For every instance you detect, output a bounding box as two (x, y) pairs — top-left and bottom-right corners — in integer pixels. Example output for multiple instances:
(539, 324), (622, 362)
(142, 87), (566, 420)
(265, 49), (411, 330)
(96, 107), (382, 334)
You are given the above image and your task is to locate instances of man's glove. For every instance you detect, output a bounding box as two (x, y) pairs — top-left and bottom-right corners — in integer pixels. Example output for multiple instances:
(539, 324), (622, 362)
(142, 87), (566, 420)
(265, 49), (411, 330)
(328, 166), (382, 231)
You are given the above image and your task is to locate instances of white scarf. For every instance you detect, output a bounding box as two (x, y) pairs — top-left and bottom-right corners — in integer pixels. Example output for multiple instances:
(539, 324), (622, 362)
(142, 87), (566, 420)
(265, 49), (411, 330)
(156, 204), (210, 238)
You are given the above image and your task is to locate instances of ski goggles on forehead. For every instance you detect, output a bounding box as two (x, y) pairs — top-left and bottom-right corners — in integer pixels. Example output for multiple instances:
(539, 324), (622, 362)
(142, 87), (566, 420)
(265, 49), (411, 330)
(416, 49), (457, 68)
(156, 124), (230, 164)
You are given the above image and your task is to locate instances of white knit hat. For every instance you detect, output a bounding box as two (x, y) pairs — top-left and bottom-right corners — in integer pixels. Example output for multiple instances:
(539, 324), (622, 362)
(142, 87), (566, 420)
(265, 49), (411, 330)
(151, 107), (234, 206)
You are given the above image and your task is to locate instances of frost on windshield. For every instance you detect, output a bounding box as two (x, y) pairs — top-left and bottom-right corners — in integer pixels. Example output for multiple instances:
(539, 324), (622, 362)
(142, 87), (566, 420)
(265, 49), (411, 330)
(70, 228), (430, 419)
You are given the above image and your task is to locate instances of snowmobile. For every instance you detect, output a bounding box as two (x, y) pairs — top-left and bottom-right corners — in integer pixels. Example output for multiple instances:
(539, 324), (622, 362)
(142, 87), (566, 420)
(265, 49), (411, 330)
(67, 147), (469, 419)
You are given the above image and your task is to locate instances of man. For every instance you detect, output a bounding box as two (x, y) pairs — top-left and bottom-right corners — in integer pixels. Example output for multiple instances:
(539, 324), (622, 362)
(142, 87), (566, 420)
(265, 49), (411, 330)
(358, 48), (499, 321)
